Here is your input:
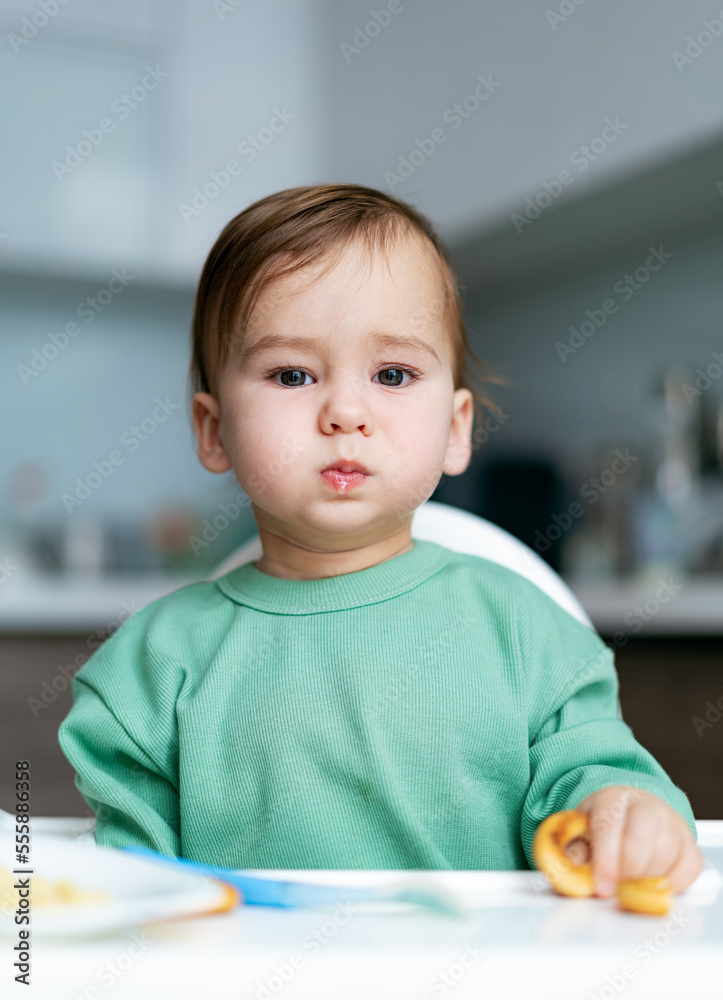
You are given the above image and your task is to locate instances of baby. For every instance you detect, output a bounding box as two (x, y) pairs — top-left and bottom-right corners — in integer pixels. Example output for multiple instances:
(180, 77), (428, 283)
(59, 183), (703, 898)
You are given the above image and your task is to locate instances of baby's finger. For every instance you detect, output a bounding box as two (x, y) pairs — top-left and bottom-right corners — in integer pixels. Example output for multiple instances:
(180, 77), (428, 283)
(665, 840), (705, 895)
(588, 795), (629, 896)
(619, 804), (660, 881)
(637, 826), (683, 881)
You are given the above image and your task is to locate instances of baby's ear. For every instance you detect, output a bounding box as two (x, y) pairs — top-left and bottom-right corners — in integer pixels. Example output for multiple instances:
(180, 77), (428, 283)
(442, 388), (474, 476)
(192, 392), (232, 474)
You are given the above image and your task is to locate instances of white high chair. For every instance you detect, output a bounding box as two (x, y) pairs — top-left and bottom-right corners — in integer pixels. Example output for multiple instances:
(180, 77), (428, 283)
(210, 500), (623, 720)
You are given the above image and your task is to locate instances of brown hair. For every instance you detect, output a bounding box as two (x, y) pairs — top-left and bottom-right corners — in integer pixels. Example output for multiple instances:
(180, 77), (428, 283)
(189, 182), (506, 437)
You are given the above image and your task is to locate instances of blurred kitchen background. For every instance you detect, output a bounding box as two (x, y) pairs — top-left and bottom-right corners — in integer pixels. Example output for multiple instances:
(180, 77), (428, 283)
(1, 0), (722, 820)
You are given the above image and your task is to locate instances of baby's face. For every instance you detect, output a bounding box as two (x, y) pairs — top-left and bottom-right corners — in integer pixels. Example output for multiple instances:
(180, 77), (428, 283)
(201, 235), (472, 553)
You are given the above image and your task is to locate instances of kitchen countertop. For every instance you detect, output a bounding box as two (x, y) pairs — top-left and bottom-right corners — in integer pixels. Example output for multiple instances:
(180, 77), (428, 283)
(567, 573), (723, 635)
(0, 571), (193, 633)
(2, 571), (723, 635)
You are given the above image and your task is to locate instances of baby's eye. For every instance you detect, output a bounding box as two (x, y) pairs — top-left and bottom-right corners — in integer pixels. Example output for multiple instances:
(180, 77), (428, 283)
(265, 366), (420, 388)
(268, 369), (312, 387)
(375, 367), (418, 388)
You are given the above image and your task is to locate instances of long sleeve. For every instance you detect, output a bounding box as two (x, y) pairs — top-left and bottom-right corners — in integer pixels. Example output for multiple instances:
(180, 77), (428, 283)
(520, 641), (698, 869)
(57, 604), (186, 857)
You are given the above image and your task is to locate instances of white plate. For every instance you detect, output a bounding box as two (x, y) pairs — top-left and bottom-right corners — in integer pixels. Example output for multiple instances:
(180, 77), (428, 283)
(0, 833), (238, 936)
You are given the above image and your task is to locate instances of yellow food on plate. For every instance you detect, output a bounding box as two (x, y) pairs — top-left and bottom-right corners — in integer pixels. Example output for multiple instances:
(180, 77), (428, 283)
(533, 809), (672, 915)
(0, 865), (110, 907)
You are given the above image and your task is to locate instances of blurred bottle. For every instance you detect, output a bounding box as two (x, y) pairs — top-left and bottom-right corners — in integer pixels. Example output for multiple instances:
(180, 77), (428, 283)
(62, 513), (105, 577)
(697, 382), (723, 476)
(4, 461), (59, 576)
(561, 442), (640, 580)
(654, 364), (701, 505)
(630, 363), (722, 580)
(688, 394), (723, 572)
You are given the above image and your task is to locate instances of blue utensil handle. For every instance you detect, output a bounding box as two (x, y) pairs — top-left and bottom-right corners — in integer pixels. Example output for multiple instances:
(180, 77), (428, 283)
(120, 847), (465, 915)
(121, 845), (299, 906)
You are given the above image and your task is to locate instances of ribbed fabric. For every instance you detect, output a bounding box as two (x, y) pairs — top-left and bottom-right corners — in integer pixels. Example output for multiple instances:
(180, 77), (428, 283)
(58, 539), (697, 870)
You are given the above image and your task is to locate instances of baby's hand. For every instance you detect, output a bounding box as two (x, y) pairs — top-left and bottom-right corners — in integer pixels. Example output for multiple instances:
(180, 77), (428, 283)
(575, 785), (704, 897)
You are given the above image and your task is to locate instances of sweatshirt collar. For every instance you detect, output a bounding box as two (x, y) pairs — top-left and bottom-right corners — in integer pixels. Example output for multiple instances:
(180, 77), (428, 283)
(215, 539), (452, 614)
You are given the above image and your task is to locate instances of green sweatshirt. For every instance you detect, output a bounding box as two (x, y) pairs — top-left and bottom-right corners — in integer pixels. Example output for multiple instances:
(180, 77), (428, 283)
(58, 539), (697, 870)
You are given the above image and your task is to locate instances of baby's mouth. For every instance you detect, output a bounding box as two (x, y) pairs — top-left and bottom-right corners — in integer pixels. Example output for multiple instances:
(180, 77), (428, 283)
(320, 465), (370, 494)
